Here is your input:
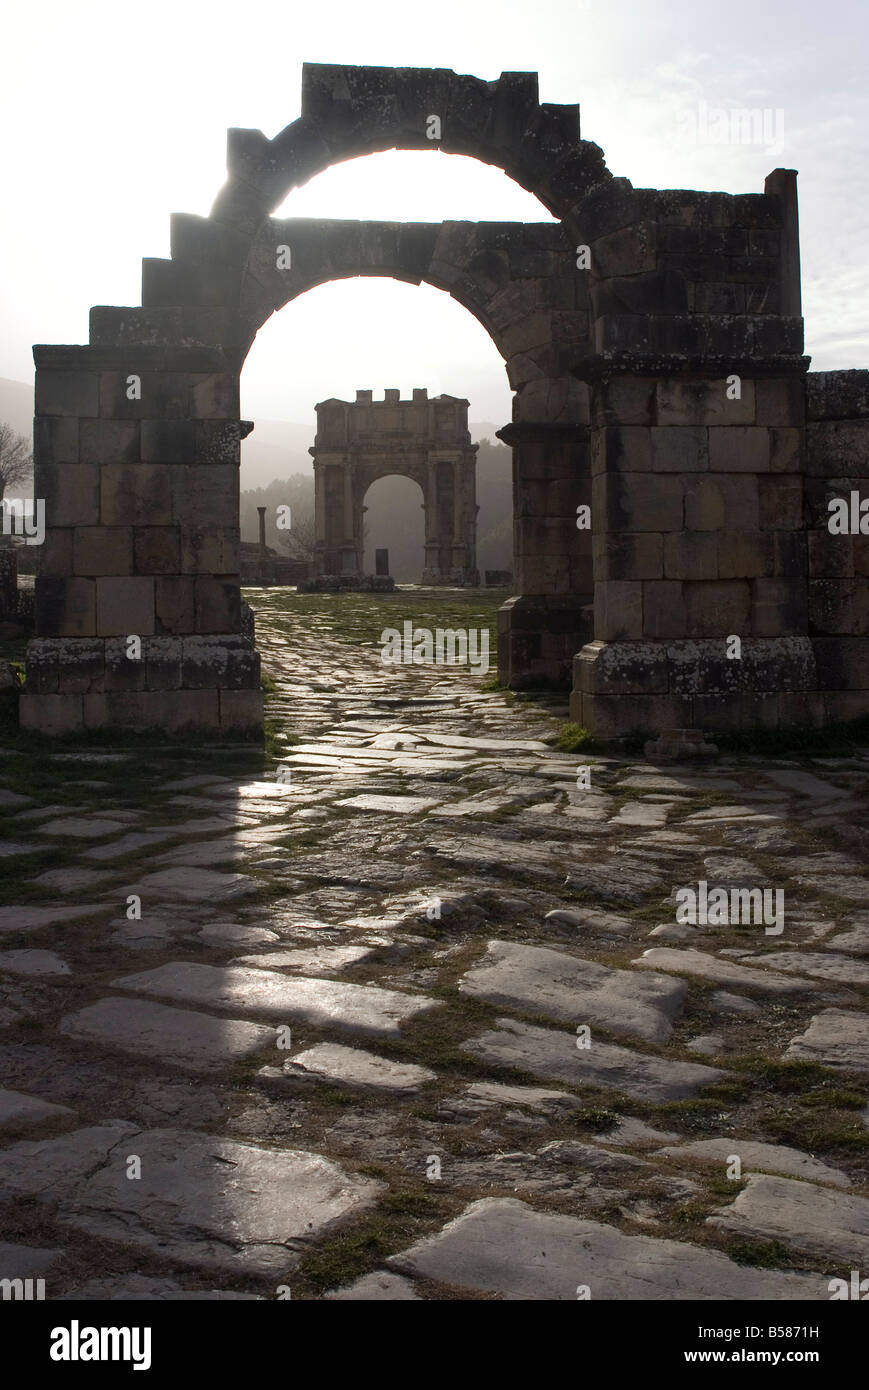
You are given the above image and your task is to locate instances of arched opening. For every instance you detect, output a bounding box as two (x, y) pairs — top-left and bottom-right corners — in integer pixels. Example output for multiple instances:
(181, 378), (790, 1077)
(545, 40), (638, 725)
(362, 475), (425, 583)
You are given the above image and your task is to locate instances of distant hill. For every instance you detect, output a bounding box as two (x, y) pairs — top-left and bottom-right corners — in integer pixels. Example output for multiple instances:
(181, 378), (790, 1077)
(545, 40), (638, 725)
(0, 377), (34, 436)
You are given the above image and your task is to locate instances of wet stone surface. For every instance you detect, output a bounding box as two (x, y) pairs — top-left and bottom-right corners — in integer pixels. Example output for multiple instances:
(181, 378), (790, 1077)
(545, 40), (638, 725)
(0, 588), (867, 1299)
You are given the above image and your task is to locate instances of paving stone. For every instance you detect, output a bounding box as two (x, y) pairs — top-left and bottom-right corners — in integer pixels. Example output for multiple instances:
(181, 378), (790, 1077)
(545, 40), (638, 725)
(709, 991), (763, 1017)
(0, 1088), (75, 1129)
(648, 923), (696, 941)
(764, 770), (849, 801)
(618, 775), (740, 792)
(0, 840), (45, 858)
(0, 1122), (139, 1200)
(752, 951), (869, 986)
(633, 947), (814, 994)
(80, 830), (179, 861)
(197, 923), (280, 948)
(459, 940), (686, 1044)
(686, 1033), (726, 1055)
(233, 945), (375, 973)
(30, 867), (116, 893)
(826, 922), (869, 955)
(462, 1018), (726, 1102)
(0, 1241), (63, 1279)
(114, 961), (440, 1038)
(60, 998), (276, 1073)
(325, 1271), (421, 1300)
(54, 1127), (383, 1276)
(36, 816), (131, 839)
(797, 875), (869, 903)
(785, 1009), (869, 1072)
(109, 916), (195, 949)
(0, 789), (32, 808)
(386, 1197), (821, 1299)
(708, 1174), (869, 1264)
(0, 903), (106, 936)
(335, 794), (440, 814)
(657, 1138), (850, 1187)
(455, 1083), (583, 1118)
(130, 867), (257, 902)
(564, 858), (665, 904)
(267, 1043), (437, 1094)
(0, 950), (71, 977)
(544, 907), (635, 936)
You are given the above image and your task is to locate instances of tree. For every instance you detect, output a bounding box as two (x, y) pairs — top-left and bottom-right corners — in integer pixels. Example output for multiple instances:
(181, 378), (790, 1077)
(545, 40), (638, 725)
(0, 422), (32, 501)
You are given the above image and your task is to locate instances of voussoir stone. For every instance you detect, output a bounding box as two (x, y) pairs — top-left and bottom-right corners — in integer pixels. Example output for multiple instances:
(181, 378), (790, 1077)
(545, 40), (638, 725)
(113, 961), (440, 1037)
(707, 1174), (869, 1264)
(386, 1197), (823, 1299)
(462, 1017), (726, 1102)
(54, 1127), (384, 1276)
(60, 997), (276, 1073)
(459, 939), (686, 1043)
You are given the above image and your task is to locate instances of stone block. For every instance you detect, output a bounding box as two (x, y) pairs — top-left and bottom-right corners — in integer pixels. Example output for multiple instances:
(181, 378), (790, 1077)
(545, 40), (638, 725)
(809, 579), (869, 636)
(96, 577), (155, 637)
(770, 427), (803, 472)
(73, 527), (133, 577)
(141, 420), (196, 464)
(590, 378), (656, 428)
(591, 426), (651, 476)
(685, 475), (759, 532)
(181, 635), (259, 690)
(34, 416), (79, 465)
(53, 638), (106, 694)
(708, 426), (770, 472)
(663, 532), (718, 581)
(83, 689), (220, 731)
(179, 527), (239, 574)
(134, 526), (182, 574)
(643, 580), (687, 638)
(597, 472), (683, 532)
(35, 577), (96, 638)
(188, 373), (239, 419)
(656, 379), (755, 427)
(25, 638), (60, 693)
(101, 464), (172, 526)
(651, 427), (709, 473)
(685, 580), (751, 637)
(594, 581), (643, 640)
(806, 421), (869, 478)
(145, 637), (183, 691)
(592, 532), (662, 581)
(99, 370), (188, 421)
(104, 635), (148, 691)
(195, 578), (241, 632)
(155, 577), (196, 634)
(717, 531), (775, 579)
(79, 420), (140, 465)
(219, 689), (264, 730)
(574, 690), (688, 738)
(758, 475), (804, 530)
(751, 578), (808, 637)
(592, 224), (656, 276)
(808, 531), (854, 579)
(195, 421), (241, 465)
(38, 529), (74, 578)
(575, 639), (670, 696)
(19, 692), (84, 733)
(44, 463), (100, 527)
(754, 378), (805, 427)
(171, 465), (238, 526)
(35, 371), (99, 418)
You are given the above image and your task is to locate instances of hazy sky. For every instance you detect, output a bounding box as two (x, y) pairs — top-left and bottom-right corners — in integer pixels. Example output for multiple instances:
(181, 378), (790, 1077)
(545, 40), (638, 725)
(2, 0), (866, 433)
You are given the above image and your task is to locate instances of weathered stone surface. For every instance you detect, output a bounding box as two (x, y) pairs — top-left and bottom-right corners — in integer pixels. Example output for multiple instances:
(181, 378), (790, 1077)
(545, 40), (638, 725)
(114, 961), (440, 1037)
(130, 867), (257, 902)
(234, 945), (374, 973)
(459, 939), (686, 1043)
(36, 816), (130, 839)
(633, 947), (814, 994)
(0, 1122), (139, 1200)
(336, 794), (439, 814)
(55, 1128), (384, 1276)
(0, 1088), (75, 1130)
(657, 1138), (851, 1187)
(753, 951), (869, 986)
(269, 1043), (437, 1093)
(544, 906), (635, 936)
(62, 1275), (263, 1300)
(0, 1241), (64, 1279)
(785, 1009), (869, 1071)
(0, 904), (105, 935)
(708, 1174), (869, 1264)
(565, 858), (665, 903)
(60, 997), (276, 1073)
(387, 1197), (822, 1299)
(462, 1017), (726, 1102)
(0, 950), (71, 977)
